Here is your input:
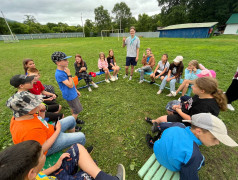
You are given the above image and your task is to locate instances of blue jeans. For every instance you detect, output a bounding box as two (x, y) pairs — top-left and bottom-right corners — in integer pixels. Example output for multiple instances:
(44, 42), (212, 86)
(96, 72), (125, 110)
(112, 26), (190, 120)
(47, 116), (86, 156)
(140, 66), (152, 80)
(160, 75), (177, 92)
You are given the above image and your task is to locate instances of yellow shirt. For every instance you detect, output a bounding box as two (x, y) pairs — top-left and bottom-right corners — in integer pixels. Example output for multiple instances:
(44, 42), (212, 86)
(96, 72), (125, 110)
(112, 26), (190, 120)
(36, 172), (57, 180)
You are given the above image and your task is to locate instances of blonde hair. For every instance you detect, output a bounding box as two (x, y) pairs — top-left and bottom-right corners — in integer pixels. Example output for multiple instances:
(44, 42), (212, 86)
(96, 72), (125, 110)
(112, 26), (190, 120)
(195, 77), (227, 111)
(189, 60), (199, 69)
(27, 68), (39, 74)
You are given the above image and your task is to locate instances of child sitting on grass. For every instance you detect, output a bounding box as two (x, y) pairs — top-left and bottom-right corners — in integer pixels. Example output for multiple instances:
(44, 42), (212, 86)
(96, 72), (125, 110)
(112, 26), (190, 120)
(146, 113), (237, 180)
(74, 54), (98, 92)
(150, 54), (170, 84)
(98, 52), (114, 83)
(107, 49), (120, 80)
(0, 140), (125, 180)
(27, 68), (63, 122)
(175, 60), (201, 96)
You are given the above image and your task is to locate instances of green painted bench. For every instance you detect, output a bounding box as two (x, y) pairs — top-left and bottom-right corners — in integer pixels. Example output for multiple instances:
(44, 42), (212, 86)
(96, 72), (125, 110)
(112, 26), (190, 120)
(43, 151), (63, 170)
(137, 70), (192, 96)
(138, 153), (180, 180)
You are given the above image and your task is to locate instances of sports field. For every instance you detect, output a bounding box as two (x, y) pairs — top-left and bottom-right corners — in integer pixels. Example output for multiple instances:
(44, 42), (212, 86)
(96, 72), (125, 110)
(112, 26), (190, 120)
(0, 36), (237, 179)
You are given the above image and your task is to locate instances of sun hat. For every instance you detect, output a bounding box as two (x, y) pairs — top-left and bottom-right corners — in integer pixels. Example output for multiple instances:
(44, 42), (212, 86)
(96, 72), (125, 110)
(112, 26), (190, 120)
(197, 69), (216, 78)
(173, 56), (183, 63)
(183, 113), (238, 147)
(6, 91), (43, 117)
(51, 51), (72, 64)
(10, 75), (35, 88)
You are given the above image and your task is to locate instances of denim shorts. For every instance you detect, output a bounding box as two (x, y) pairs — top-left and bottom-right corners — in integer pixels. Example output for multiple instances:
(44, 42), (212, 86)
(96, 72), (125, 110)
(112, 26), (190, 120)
(51, 144), (93, 180)
(126, 57), (137, 66)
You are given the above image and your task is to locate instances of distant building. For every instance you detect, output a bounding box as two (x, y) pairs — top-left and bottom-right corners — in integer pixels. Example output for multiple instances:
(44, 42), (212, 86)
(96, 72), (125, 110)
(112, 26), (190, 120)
(158, 22), (218, 38)
(224, 13), (238, 35)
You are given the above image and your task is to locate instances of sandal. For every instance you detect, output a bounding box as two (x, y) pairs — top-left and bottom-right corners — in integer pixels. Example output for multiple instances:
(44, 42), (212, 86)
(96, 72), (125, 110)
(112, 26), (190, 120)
(145, 117), (153, 124)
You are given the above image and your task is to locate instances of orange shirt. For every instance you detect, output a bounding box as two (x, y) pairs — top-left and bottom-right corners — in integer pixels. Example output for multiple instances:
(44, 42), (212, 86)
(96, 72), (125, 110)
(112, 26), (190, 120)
(10, 114), (55, 146)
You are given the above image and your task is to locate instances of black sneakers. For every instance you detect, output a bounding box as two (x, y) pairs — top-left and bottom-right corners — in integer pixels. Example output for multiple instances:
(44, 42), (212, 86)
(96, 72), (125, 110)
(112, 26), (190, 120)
(86, 145), (94, 154)
(76, 118), (85, 124)
(145, 117), (153, 124)
(150, 81), (155, 84)
(145, 134), (154, 149)
(151, 122), (160, 133)
(75, 126), (82, 132)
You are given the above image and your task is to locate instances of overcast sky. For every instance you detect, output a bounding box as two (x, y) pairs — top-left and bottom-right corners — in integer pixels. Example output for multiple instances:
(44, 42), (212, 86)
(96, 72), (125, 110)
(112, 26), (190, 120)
(1, 0), (161, 26)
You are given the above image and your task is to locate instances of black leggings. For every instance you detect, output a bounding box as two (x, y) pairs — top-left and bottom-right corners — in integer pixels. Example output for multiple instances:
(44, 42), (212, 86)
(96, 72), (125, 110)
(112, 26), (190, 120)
(76, 71), (92, 86)
(226, 79), (238, 104)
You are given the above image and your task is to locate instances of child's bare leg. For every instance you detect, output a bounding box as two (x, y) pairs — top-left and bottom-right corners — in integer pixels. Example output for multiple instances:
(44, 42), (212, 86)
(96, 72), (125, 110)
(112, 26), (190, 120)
(151, 115), (168, 123)
(160, 76), (165, 81)
(181, 83), (190, 96)
(125, 66), (129, 75)
(176, 81), (187, 94)
(77, 144), (101, 178)
(130, 65), (134, 76)
(55, 105), (62, 113)
(150, 73), (155, 81)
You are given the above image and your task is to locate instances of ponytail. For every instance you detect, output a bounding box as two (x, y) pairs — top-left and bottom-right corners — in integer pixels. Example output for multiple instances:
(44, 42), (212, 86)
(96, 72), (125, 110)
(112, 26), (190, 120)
(195, 77), (227, 111)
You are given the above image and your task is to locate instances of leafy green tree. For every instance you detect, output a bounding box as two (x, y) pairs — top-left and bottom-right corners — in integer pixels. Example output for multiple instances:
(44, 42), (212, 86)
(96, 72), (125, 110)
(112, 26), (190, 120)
(9, 22), (29, 34)
(137, 13), (152, 32)
(94, 5), (111, 32)
(46, 23), (58, 31)
(0, 17), (9, 34)
(112, 2), (132, 31)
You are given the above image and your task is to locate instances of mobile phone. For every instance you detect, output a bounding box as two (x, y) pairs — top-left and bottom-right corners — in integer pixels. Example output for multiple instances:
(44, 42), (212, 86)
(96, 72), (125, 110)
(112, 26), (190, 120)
(54, 117), (59, 130)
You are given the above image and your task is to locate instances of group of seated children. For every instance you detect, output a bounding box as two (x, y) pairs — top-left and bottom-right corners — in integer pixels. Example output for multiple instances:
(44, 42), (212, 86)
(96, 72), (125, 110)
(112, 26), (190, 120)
(3, 51), (125, 179)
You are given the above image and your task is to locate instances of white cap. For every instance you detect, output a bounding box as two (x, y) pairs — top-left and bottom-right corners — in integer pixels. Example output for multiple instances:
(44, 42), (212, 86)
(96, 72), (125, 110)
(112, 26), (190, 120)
(183, 113), (238, 147)
(173, 56), (183, 63)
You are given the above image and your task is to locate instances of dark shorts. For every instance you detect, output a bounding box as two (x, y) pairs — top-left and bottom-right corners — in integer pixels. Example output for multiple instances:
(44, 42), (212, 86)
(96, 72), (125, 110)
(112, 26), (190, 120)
(99, 69), (105, 73)
(51, 144), (93, 180)
(126, 57), (137, 66)
(167, 114), (190, 126)
(155, 72), (168, 77)
(47, 104), (59, 112)
(67, 97), (83, 114)
(45, 112), (63, 122)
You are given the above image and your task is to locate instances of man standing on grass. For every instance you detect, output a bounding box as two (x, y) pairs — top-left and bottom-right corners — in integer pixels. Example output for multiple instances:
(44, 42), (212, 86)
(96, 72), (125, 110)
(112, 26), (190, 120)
(123, 26), (140, 80)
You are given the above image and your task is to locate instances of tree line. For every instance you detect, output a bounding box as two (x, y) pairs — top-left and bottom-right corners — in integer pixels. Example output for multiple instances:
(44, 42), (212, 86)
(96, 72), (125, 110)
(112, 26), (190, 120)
(1, 1), (237, 36)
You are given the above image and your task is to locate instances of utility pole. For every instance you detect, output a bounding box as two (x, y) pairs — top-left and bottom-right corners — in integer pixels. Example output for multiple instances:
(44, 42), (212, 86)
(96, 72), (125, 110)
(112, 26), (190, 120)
(120, 18), (121, 34)
(81, 13), (85, 37)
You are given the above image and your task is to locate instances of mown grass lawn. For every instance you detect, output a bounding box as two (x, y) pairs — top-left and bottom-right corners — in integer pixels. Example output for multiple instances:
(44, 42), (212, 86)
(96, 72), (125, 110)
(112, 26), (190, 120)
(0, 35), (237, 179)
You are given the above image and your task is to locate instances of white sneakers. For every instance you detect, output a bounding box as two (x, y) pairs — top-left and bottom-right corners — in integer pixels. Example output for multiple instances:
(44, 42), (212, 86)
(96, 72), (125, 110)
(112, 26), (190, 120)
(157, 90), (162, 94)
(129, 76), (132, 80)
(166, 91), (177, 97)
(88, 87), (92, 92)
(135, 68), (140, 73)
(123, 75), (128, 79)
(92, 83), (98, 88)
(111, 76), (116, 81)
(139, 80), (144, 83)
(115, 75), (118, 80)
(227, 104), (235, 111)
(105, 79), (110, 83)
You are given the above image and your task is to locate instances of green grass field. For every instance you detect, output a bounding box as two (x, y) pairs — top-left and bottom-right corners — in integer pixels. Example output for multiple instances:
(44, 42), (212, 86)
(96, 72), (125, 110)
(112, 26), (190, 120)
(0, 36), (238, 179)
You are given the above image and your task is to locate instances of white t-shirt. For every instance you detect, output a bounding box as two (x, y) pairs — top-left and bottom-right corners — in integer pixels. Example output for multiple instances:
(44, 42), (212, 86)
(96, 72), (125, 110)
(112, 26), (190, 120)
(157, 61), (170, 73)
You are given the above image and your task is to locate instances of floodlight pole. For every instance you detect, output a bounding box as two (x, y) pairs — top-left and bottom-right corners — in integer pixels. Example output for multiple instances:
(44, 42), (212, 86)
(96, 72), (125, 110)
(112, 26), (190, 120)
(1, 10), (16, 40)
(81, 13), (85, 37)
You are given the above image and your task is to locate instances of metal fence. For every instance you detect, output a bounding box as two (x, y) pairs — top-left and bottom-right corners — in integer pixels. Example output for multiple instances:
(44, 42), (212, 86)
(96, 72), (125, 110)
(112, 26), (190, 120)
(0, 32), (84, 41)
(109, 32), (160, 38)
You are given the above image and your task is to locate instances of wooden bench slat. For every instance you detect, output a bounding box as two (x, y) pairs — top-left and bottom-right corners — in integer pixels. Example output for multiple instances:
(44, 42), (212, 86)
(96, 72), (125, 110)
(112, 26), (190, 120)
(144, 161), (161, 180)
(161, 169), (174, 180)
(138, 154), (157, 178)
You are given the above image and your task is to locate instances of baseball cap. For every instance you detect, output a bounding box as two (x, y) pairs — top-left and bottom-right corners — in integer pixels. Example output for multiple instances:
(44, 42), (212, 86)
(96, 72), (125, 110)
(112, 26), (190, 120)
(10, 75), (35, 88)
(183, 113), (238, 147)
(6, 91), (43, 117)
(196, 69), (216, 78)
(173, 56), (183, 63)
(51, 51), (72, 64)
